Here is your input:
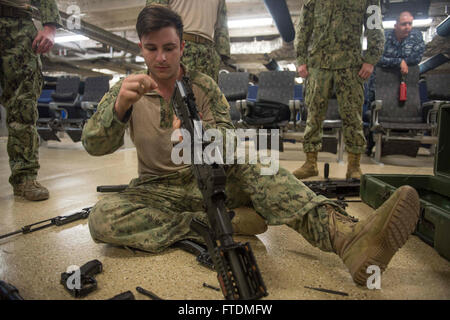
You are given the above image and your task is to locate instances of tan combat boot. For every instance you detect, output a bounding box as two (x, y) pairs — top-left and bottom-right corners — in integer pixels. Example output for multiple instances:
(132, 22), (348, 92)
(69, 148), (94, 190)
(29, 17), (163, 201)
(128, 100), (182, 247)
(328, 185), (420, 286)
(232, 207), (268, 236)
(346, 152), (363, 180)
(293, 152), (319, 179)
(13, 180), (50, 201)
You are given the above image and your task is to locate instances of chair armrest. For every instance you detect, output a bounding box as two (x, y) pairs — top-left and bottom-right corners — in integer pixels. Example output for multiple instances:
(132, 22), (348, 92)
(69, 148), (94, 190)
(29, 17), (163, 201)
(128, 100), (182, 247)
(49, 102), (68, 120)
(288, 99), (302, 123)
(370, 100), (382, 131)
(81, 101), (97, 110)
(421, 101), (435, 108)
(81, 101), (98, 118)
(236, 99), (252, 117)
(422, 100), (444, 126)
(49, 94), (80, 109)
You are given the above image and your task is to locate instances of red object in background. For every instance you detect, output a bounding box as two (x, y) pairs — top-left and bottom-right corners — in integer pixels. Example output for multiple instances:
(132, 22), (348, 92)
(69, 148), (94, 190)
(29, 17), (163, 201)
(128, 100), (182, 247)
(399, 81), (407, 102)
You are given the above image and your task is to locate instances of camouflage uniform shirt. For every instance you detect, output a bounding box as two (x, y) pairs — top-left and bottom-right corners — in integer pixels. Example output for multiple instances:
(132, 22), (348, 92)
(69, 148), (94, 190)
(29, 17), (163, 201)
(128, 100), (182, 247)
(295, 0), (385, 69)
(0, 0), (62, 26)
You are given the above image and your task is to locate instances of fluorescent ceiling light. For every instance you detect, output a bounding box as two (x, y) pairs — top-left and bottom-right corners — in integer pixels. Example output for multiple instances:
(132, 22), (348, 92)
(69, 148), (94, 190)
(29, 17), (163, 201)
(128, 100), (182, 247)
(55, 35), (89, 43)
(92, 68), (116, 75)
(413, 18), (433, 27)
(228, 18), (273, 29)
(383, 18), (432, 29)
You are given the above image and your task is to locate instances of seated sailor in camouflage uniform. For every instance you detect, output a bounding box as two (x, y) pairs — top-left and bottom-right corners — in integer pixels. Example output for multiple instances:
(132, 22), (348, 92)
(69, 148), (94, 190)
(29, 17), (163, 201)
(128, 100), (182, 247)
(0, 0), (61, 201)
(82, 5), (421, 286)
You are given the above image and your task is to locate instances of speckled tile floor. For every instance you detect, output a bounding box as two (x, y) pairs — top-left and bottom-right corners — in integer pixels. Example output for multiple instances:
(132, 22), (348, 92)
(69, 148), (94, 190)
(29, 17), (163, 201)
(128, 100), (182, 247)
(0, 136), (449, 300)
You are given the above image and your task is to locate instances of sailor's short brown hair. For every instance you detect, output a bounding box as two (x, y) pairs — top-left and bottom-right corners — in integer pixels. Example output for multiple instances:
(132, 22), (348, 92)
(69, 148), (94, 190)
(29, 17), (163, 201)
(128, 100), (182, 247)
(136, 5), (184, 42)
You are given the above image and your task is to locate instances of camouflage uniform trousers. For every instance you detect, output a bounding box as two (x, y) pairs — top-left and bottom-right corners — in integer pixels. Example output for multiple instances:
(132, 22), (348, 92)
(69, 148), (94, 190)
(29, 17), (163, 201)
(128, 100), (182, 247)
(303, 67), (366, 154)
(0, 18), (43, 186)
(88, 163), (343, 254)
(182, 40), (221, 83)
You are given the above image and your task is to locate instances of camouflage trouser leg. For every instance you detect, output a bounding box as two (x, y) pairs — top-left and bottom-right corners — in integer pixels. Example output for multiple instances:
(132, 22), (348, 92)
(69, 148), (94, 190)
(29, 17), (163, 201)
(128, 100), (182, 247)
(89, 164), (339, 253)
(303, 68), (366, 154)
(334, 68), (366, 154)
(0, 18), (43, 186)
(88, 168), (207, 253)
(226, 163), (337, 252)
(182, 40), (221, 82)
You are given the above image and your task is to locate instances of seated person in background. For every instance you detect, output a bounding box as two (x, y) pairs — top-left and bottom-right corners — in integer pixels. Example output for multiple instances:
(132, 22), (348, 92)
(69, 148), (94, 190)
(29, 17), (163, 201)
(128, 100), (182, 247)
(366, 11), (426, 154)
(82, 5), (421, 288)
(378, 11), (426, 73)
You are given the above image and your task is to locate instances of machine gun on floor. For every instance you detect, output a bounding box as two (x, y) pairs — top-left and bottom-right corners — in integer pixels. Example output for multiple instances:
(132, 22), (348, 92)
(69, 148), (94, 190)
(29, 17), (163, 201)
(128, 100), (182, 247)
(171, 77), (267, 300)
(303, 163), (361, 198)
(301, 163), (362, 212)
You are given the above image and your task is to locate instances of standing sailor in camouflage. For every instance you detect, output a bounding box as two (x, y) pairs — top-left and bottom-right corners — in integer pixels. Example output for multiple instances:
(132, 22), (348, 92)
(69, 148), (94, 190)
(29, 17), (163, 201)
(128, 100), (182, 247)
(145, 0), (231, 82)
(294, 0), (385, 180)
(0, 0), (61, 201)
(83, 5), (420, 287)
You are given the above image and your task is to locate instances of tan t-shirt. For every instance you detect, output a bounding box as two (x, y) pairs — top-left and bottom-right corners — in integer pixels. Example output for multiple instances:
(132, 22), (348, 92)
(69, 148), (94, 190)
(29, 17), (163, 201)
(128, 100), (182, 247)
(129, 87), (216, 176)
(169, 0), (220, 41)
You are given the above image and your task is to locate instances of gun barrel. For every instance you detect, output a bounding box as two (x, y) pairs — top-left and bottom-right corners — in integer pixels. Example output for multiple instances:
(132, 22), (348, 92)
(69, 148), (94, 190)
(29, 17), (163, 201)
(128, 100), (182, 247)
(0, 229), (22, 240)
(96, 185), (128, 193)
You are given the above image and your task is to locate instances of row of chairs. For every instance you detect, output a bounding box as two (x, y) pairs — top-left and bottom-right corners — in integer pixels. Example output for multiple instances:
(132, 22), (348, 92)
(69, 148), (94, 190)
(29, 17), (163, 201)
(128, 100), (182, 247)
(218, 68), (450, 162)
(218, 71), (303, 152)
(218, 71), (347, 158)
(38, 70), (448, 164)
(37, 76), (110, 143)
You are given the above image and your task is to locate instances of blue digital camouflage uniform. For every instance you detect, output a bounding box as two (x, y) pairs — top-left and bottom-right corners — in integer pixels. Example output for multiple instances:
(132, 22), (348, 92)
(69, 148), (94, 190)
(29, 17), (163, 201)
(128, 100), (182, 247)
(145, 0), (230, 82)
(0, 0), (61, 187)
(378, 29), (426, 68)
(81, 66), (350, 253)
(367, 29), (426, 101)
(295, 0), (385, 154)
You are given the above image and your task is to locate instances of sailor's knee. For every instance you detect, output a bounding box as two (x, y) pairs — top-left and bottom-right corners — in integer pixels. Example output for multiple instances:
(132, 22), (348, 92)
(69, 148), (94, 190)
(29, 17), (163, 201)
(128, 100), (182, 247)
(88, 200), (114, 242)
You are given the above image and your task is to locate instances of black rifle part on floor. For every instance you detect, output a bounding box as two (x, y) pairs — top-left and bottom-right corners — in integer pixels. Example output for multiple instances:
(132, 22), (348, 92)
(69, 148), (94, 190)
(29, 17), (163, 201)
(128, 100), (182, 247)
(0, 281), (24, 300)
(60, 259), (103, 298)
(136, 286), (163, 300)
(108, 291), (136, 300)
(0, 207), (92, 241)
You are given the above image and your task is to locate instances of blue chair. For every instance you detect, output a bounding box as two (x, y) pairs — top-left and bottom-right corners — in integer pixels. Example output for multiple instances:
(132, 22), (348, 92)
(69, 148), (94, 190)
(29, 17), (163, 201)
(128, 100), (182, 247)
(236, 71), (301, 151)
(36, 89), (63, 142)
(218, 72), (249, 125)
(247, 85), (258, 102)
